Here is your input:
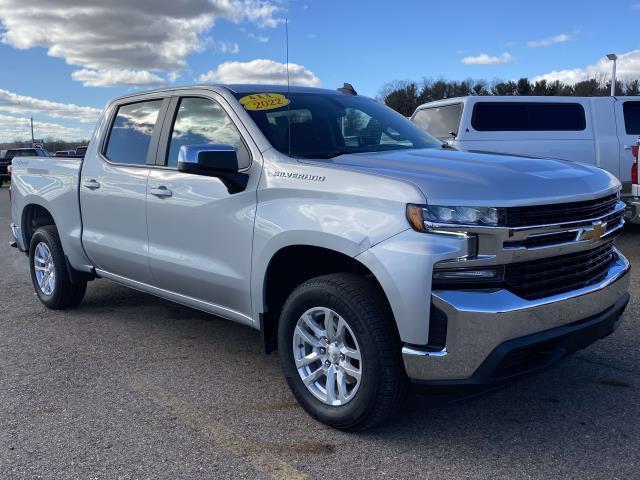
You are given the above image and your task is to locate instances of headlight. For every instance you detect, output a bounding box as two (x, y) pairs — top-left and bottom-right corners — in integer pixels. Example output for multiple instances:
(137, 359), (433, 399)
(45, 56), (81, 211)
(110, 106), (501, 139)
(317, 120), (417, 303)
(407, 204), (505, 230)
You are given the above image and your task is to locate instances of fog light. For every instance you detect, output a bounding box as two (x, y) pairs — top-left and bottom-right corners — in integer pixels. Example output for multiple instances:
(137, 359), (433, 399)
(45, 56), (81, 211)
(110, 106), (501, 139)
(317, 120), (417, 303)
(432, 265), (505, 288)
(433, 269), (500, 281)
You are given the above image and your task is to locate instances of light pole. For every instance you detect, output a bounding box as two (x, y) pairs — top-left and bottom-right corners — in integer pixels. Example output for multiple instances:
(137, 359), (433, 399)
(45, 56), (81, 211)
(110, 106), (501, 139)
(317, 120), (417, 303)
(607, 53), (618, 96)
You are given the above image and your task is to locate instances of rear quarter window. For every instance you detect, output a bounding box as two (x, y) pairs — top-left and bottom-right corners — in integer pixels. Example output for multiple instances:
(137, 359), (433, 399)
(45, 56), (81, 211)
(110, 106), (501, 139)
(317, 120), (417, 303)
(412, 104), (462, 140)
(472, 102), (586, 131)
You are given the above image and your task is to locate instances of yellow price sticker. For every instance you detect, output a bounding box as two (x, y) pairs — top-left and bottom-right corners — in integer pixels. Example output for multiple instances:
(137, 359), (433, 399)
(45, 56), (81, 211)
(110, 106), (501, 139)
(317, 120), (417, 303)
(239, 93), (290, 111)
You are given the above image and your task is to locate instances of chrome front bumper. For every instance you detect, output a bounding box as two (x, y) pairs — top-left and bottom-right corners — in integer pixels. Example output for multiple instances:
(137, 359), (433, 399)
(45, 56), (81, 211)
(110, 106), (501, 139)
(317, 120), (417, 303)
(403, 249), (630, 382)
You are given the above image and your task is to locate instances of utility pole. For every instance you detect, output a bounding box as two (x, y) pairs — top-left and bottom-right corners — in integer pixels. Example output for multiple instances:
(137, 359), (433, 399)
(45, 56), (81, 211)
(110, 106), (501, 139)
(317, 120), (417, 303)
(30, 117), (35, 145)
(607, 53), (618, 97)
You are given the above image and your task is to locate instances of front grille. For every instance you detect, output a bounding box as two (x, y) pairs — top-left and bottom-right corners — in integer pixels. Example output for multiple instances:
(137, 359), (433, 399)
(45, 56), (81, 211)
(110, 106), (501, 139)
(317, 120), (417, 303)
(504, 242), (616, 300)
(506, 194), (618, 227)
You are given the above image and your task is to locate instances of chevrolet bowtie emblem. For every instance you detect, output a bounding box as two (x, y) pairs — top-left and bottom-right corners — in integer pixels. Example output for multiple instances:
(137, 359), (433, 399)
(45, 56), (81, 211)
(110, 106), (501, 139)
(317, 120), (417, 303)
(578, 221), (607, 242)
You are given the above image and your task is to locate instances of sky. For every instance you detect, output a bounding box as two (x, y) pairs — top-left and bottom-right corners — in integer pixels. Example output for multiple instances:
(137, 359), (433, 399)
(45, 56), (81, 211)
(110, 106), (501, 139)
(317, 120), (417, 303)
(0, 0), (639, 142)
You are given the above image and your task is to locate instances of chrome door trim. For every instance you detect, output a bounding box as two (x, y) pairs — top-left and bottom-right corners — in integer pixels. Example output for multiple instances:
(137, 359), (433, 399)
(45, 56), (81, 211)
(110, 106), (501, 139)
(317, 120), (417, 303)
(95, 269), (256, 328)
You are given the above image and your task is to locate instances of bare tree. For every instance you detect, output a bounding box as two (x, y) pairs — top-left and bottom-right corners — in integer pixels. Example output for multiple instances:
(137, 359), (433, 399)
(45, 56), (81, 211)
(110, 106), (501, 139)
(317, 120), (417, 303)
(379, 75), (640, 114)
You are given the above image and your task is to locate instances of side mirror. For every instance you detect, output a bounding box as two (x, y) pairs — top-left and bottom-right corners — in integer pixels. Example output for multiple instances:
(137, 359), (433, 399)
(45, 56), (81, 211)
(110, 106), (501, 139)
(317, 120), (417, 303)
(177, 144), (249, 194)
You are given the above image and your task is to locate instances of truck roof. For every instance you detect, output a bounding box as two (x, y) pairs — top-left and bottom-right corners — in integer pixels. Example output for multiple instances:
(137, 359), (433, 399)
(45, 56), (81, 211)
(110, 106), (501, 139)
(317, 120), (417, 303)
(109, 84), (355, 104)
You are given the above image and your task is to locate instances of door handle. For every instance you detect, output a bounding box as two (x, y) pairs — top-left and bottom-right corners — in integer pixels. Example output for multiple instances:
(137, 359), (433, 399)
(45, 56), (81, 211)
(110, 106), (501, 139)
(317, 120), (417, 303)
(150, 186), (172, 198)
(624, 145), (634, 150)
(82, 179), (100, 189)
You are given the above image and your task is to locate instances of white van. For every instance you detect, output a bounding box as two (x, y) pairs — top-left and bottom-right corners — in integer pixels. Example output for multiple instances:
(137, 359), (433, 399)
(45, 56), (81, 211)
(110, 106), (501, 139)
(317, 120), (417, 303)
(411, 96), (640, 222)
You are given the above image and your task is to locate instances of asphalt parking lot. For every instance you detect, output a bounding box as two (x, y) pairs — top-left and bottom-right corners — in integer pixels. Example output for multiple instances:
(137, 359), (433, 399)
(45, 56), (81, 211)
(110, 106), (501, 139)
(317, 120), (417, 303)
(1, 185), (639, 480)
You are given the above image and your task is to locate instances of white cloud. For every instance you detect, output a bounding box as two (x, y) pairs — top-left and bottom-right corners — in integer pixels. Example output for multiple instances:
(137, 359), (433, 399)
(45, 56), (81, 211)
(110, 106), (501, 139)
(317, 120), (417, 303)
(198, 59), (321, 86)
(461, 52), (513, 65)
(168, 71), (182, 83)
(71, 69), (164, 88)
(533, 50), (640, 84)
(214, 41), (240, 54)
(632, 3), (640, 9)
(0, 114), (84, 142)
(0, 0), (283, 87)
(527, 33), (572, 48)
(0, 88), (101, 123)
(248, 32), (270, 43)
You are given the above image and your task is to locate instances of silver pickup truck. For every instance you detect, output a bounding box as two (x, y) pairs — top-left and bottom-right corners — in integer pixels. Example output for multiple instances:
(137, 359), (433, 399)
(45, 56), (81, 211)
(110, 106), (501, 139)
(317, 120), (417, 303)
(9, 84), (631, 430)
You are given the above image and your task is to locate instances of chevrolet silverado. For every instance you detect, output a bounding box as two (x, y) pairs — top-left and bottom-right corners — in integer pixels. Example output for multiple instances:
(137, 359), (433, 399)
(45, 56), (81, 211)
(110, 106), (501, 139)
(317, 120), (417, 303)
(9, 85), (630, 430)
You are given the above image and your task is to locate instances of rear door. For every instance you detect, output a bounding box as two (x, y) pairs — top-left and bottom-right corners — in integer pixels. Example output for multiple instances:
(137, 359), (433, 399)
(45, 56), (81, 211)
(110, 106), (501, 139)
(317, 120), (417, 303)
(614, 99), (640, 189)
(145, 92), (259, 318)
(80, 96), (170, 283)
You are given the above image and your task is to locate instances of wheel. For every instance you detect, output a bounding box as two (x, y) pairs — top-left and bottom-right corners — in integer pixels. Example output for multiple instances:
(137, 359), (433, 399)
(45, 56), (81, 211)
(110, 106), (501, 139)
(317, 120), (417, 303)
(278, 273), (407, 431)
(29, 225), (87, 309)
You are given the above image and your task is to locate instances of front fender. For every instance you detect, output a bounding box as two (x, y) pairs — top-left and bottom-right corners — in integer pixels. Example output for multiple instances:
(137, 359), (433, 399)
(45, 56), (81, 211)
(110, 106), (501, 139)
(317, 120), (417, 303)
(355, 229), (472, 345)
(251, 150), (427, 325)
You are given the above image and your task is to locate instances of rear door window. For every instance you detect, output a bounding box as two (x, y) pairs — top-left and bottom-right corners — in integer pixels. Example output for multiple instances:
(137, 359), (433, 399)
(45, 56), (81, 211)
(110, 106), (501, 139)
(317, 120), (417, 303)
(412, 104), (462, 140)
(472, 102), (586, 131)
(623, 101), (640, 134)
(105, 100), (163, 165)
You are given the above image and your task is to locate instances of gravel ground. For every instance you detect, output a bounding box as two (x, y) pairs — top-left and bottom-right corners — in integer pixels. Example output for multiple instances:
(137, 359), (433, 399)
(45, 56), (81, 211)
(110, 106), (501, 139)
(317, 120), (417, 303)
(1, 185), (639, 480)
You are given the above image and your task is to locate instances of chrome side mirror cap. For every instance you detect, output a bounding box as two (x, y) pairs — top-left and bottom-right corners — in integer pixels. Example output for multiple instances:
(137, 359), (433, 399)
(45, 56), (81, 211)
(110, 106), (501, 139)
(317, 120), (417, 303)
(177, 144), (248, 194)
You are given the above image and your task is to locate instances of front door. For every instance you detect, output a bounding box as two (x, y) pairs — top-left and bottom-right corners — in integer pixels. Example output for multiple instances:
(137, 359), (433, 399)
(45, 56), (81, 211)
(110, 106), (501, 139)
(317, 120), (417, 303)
(145, 94), (259, 318)
(80, 97), (168, 284)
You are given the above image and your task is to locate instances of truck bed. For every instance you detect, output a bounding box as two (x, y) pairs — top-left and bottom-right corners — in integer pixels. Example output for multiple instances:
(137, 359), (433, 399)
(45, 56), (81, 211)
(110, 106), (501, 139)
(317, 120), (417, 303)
(10, 156), (88, 269)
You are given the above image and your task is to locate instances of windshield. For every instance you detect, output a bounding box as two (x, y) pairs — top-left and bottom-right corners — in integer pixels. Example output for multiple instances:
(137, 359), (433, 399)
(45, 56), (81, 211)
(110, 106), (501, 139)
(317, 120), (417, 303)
(234, 91), (441, 158)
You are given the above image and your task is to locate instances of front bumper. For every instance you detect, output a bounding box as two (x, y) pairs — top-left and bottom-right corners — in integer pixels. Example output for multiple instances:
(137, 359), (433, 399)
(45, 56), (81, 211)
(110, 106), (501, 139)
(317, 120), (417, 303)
(403, 249), (630, 385)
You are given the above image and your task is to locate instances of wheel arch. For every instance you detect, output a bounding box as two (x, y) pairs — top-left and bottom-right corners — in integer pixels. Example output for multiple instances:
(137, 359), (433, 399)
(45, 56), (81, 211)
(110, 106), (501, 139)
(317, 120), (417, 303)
(21, 202), (56, 248)
(259, 243), (397, 353)
(21, 202), (94, 283)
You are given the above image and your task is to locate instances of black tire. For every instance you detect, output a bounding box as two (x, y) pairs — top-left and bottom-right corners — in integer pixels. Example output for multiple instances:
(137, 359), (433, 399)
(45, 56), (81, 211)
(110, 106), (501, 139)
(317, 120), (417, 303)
(278, 273), (407, 431)
(29, 225), (87, 309)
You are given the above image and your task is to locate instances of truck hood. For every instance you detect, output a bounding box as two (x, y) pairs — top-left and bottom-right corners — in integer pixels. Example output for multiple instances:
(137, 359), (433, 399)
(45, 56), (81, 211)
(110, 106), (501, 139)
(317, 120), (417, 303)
(322, 148), (620, 207)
